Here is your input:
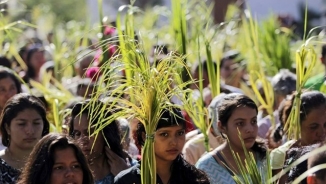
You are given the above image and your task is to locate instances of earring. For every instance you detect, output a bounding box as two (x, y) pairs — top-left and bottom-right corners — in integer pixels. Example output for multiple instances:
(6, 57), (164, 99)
(7, 136), (10, 147)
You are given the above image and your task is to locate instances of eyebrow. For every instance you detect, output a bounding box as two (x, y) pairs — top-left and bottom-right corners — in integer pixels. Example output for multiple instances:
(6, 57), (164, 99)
(54, 161), (79, 165)
(15, 118), (42, 121)
(157, 128), (185, 132)
(234, 117), (256, 121)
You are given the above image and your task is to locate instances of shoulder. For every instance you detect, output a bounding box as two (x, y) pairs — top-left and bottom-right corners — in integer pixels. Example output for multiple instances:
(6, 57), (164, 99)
(0, 149), (5, 158)
(195, 153), (216, 169)
(183, 134), (205, 150)
(270, 140), (296, 169)
(271, 140), (296, 156)
(114, 163), (141, 184)
(195, 152), (233, 184)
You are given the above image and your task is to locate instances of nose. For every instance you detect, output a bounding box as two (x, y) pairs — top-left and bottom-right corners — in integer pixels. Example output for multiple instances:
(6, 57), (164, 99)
(3, 90), (11, 100)
(317, 127), (326, 140)
(65, 168), (75, 178)
(169, 135), (178, 146)
(80, 134), (90, 145)
(245, 124), (254, 134)
(25, 123), (35, 135)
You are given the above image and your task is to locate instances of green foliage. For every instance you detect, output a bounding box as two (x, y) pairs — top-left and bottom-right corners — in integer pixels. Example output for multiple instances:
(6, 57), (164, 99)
(284, 41), (317, 140)
(17, 0), (87, 23)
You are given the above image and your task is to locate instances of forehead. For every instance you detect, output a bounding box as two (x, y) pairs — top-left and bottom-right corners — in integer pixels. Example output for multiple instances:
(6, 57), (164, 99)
(0, 77), (15, 85)
(156, 125), (184, 131)
(13, 108), (42, 119)
(73, 114), (89, 129)
(303, 107), (326, 124)
(53, 147), (77, 161)
(228, 106), (257, 120)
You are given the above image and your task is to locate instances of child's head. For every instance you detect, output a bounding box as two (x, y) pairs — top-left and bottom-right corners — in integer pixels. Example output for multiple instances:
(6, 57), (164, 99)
(307, 143), (326, 184)
(283, 91), (326, 145)
(136, 108), (186, 162)
(217, 94), (263, 153)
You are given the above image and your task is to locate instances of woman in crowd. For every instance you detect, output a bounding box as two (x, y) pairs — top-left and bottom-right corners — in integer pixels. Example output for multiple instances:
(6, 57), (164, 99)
(17, 133), (94, 184)
(69, 100), (132, 184)
(196, 94), (267, 183)
(0, 66), (22, 151)
(114, 108), (210, 184)
(0, 66), (22, 112)
(24, 45), (46, 84)
(0, 93), (50, 183)
(272, 91), (326, 183)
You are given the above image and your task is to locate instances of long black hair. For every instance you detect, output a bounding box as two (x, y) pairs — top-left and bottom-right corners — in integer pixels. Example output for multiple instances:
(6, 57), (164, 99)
(0, 93), (50, 147)
(17, 133), (94, 184)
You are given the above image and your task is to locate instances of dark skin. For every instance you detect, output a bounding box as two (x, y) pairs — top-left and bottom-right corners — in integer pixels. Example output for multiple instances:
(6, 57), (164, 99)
(273, 107), (326, 183)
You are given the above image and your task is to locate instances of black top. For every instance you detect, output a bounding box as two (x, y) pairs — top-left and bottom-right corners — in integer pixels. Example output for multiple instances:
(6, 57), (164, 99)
(0, 158), (20, 184)
(114, 159), (210, 184)
(114, 163), (164, 184)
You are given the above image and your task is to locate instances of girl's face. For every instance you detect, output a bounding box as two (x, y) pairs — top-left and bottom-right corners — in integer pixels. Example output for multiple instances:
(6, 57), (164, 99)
(220, 106), (258, 150)
(6, 108), (44, 150)
(30, 51), (45, 72)
(154, 125), (186, 163)
(0, 77), (18, 109)
(301, 107), (326, 146)
(50, 147), (83, 184)
(72, 114), (104, 157)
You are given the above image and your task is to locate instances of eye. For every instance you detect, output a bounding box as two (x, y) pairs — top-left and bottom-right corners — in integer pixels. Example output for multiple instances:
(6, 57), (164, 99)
(18, 123), (26, 126)
(251, 119), (257, 125)
(160, 133), (168, 137)
(73, 131), (81, 138)
(72, 164), (81, 169)
(33, 121), (42, 125)
(177, 130), (185, 136)
(236, 122), (244, 126)
(10, 86), (16, 91)
(53, 166), (64, 170)
(310, 125), (318, 130)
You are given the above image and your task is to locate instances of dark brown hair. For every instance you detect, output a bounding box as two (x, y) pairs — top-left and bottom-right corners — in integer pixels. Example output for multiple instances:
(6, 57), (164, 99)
(217, 94), (266, 159)
(17, 133), (94, 184)
(0, 93), (50, 146)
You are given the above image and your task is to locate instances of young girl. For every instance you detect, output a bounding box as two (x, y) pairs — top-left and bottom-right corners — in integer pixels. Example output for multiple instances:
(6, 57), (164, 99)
(114, 108), (210, 184)
(0, 66), (22, 151)
(17, 133), (94, 184)
(196, 94), (267, 183)
(0, 93), (50, 183)
(69, 100), (132, 184)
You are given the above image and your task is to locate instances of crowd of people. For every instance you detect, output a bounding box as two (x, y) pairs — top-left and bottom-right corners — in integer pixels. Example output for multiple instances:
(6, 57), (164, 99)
(0, 27), (326, 184)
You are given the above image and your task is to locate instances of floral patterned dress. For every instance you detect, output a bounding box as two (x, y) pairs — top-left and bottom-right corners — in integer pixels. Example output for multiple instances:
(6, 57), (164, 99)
(0, 158), (20, 184)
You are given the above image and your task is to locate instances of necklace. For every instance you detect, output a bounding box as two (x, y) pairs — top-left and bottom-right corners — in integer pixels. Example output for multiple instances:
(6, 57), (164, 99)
(6, 148), (28, 163)
(88, 152), (103, 165)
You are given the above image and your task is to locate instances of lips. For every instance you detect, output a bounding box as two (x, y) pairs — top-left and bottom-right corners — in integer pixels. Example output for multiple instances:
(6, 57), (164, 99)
(166, 149), (179, 154)
(23, 138), (36, 142)
(243, 137), (256, 142)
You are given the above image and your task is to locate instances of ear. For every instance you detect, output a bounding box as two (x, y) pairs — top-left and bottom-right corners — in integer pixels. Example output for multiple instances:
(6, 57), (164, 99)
(217, 120), (226, 133)
(5, 124), (10, 136)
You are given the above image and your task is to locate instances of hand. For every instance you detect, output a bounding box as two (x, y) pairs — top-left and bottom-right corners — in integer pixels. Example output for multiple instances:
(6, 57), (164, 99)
(105, 146), (130, 176)
(266, 127), (282, 149)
